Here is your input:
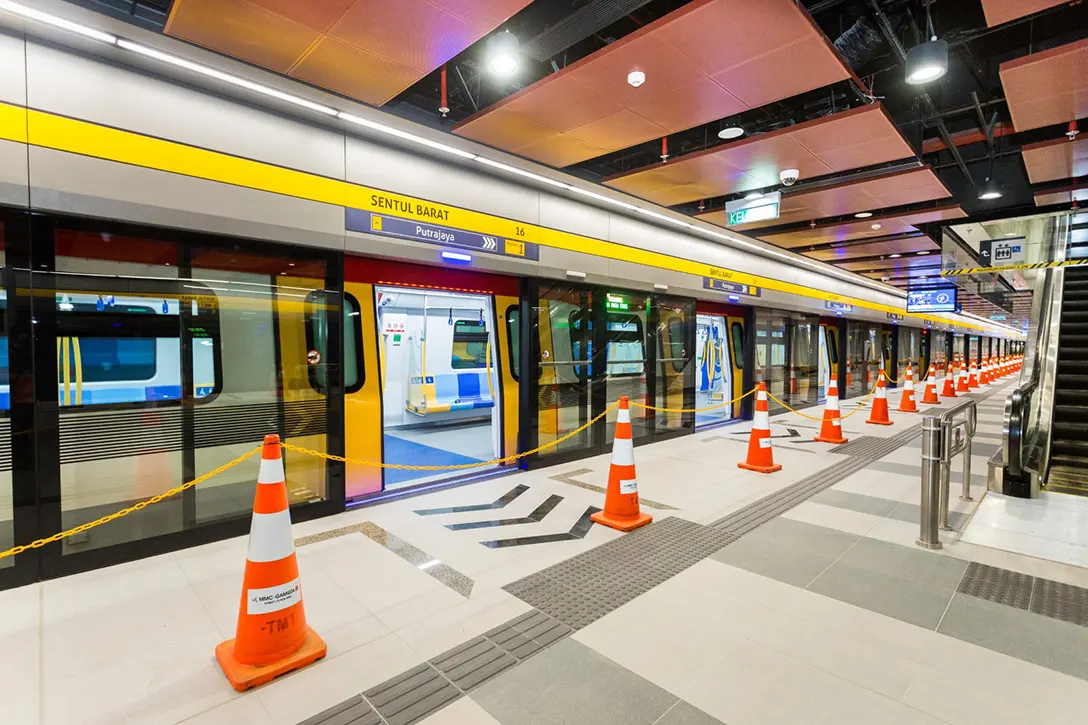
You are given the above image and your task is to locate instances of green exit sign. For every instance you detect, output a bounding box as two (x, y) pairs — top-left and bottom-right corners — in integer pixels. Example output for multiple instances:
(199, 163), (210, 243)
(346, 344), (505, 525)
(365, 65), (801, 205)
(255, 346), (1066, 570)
(724, 191), (782, 227)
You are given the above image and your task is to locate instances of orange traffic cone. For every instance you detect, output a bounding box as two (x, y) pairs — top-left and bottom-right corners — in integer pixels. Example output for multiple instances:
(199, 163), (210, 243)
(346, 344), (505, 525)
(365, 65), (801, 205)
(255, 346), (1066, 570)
(942, 362), (957, 398)
(591, 397), (652, 532)
(739, 383), (782, 473)
(789, 366), (798, 395)
(898, 365), (918, 412)
(967, 358), (979, 388)
(921, 365), (939, 404)
(814, 379), (848, 444)
(867, 371), (893, 425)
(216, 435), (326, 691)
(956, 360), (970, 393)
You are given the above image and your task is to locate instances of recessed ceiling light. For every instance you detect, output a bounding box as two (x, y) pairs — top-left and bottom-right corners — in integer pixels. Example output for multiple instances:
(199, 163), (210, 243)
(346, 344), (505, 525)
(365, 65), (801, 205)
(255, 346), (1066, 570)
(744, 191), (764, 201)
(1005, 232), (1016, 237)
(855, 212), (873, 218)
(871, 223), (882, 230)
(889, 253), (901, 258)
(627, 70), (645, 88)
(718, 126), (744, 140)
(917, 251), (930, 256)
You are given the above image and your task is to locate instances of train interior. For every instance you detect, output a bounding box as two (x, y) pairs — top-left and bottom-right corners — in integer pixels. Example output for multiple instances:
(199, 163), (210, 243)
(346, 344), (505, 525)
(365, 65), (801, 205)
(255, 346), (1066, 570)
(695, 313), (735, 427)
(375, 286), (501, 489)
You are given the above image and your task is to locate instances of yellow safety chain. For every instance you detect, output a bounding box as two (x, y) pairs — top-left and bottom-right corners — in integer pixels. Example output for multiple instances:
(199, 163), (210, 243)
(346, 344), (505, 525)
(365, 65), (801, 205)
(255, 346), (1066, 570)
(766, 375), (881, 421)
(629, 386), (757, 413)
(0, 445), (263, 562)
(882, 366), (929, 384)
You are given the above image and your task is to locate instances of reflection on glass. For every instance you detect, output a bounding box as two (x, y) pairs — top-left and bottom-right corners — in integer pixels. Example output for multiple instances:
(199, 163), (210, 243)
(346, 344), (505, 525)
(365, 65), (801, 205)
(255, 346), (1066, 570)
(655, 296), (694, 434)
(536, 283), (592, 458)
(696, 313), (733, 426)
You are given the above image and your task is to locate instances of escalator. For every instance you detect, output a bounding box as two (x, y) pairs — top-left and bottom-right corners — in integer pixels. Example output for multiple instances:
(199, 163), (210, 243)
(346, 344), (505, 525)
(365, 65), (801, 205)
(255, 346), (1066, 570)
(1049, 266), (1088, 496)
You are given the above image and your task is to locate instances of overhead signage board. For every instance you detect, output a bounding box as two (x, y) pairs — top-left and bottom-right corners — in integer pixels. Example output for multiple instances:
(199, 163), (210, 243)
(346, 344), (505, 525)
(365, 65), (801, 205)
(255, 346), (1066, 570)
(725, 191), (781, 227)
(907, 287), (958, 313)
(990, 314), (1007, 321)
(979, 238), (1025, 267)
(345, 208), (539, 260)
(887, 312), (904, 321)
(825, 301), (853, 313)
(703, 278), (762, 297)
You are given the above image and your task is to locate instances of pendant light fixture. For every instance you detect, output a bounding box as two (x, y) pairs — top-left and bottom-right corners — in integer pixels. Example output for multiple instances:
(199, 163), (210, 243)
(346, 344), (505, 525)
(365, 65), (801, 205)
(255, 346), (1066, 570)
(905, 2), (948, 85)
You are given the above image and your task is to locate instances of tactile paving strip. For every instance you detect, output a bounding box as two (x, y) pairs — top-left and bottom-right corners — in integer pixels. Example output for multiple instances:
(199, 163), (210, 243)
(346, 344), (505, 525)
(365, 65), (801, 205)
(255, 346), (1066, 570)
(959, 561), (1088, 627)
(503, 516), (736, 630)
(299, 695), (382, 725)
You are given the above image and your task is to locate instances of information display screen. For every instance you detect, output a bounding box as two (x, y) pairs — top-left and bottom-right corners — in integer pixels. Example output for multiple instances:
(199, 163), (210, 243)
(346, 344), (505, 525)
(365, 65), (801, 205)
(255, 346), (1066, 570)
(907, 287), (958, 313)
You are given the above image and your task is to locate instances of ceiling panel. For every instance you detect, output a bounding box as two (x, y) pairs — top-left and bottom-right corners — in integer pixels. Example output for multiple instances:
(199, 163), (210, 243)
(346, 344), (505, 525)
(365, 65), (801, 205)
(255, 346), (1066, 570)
(809, 235), (939, 262)
(452, 0), (853, 166)
(747, 204), (967, 249)
(1000, 37), (1088, 132)
(165, 0), (532, 106)
(1035, 184), (1088, 206)
(1021, 136), (1088, 183)
(603, 104), (914, 207)
(980, 0), (1067, 27)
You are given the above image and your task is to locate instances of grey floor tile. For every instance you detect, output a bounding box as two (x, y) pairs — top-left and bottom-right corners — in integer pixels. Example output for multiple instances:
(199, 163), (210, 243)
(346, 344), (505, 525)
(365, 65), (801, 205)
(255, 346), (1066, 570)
(840, 536), (968, 590)
(938, 594), (1088, 681)
(743, 516), (861, 559)
(655, 701), (726, 725)
(807, 560), (955, 630)
(887, 502), (968, 531)
(811, 489), (900, 517)
(711, 536), (836, 588)
(472, 638), (678, 725)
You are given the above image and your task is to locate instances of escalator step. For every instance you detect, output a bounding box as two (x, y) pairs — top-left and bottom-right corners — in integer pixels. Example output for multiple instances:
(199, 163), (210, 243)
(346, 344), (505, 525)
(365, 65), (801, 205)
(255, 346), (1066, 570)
(1054, 405), (1088, 422)
(1050, 455), (1088, 469)
(1055, 421), (1088, 436)
(1051, 439), (1088, 456)
(1058, 347), (1088, 359)
(1058, 360), (1088, 373)
(1055, 373), (1088, 387)
(1055, 392), (1088, 406)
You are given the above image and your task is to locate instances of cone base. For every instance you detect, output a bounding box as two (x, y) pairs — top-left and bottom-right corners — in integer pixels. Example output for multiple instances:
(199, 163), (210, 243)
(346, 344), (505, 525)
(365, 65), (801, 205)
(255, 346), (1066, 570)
(866, 418), (894, 426)
(921, 395), (939, 404)
(216, 626), (327, 692)
(591, 509), (652, 532)
(814, 434), (848, 445)
(898, 405), (918, 413)
(738, 461), (782, 474)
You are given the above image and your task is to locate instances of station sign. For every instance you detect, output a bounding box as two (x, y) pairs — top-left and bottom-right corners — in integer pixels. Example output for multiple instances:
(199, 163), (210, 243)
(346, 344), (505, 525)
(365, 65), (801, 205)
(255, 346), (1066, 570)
(990, 314), (1006, 321)
(703, 278), (761, 297)
(907, 287), (958, 313)
(979, 238), (1025, 266)
(345, 208), (539, 261)
(724, 192), (781, 227)
(887, 312), (904, 321)
(825, 301), (853, 313)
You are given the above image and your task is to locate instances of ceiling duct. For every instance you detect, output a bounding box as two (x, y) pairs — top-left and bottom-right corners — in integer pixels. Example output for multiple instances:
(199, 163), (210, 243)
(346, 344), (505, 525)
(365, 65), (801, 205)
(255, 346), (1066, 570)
(833, 15), (884, 70)
(521, 0), (656, 63)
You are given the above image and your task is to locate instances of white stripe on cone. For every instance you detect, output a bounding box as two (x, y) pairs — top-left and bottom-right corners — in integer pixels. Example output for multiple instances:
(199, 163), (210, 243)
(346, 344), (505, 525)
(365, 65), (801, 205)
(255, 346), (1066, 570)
(246, 509), (296, 563)
(611, 435), (635, 466)
(257, 456), (285, 485)
(616, 406), (631, 425)
(754, 410), (770, 428)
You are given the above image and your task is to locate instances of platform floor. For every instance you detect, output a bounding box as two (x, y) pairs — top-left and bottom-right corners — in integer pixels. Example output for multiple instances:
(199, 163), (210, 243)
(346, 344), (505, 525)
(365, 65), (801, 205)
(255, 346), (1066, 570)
(5, 377), (1088, 725)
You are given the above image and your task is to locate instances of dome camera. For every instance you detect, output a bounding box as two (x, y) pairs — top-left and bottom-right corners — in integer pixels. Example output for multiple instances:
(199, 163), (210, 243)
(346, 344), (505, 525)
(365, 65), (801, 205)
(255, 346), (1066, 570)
(779, 168), (800, 186)
(881, 276), (891, 282)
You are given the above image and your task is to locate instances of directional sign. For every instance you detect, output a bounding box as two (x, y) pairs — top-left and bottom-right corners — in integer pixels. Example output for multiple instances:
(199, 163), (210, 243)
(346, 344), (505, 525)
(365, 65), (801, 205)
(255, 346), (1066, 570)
(703, 278), (762, 297)
(345, 209), (539, 260)
(724, 191), (782, 227)
(979, 238), (1025, 267)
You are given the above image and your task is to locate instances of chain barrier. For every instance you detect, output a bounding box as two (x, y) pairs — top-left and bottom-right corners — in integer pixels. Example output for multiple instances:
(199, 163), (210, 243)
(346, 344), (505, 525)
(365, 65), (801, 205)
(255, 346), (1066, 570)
(765, 373), (881, 421)
(0, 445), (263, 562)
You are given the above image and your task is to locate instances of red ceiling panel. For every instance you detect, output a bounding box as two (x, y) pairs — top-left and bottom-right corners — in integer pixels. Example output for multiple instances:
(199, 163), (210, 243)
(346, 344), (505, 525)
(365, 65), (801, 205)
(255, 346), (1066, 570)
(604, 104), (915, 207)
(980, 0), (1067, 27)
(1035, 182), (1088, 206)
(1021, 136), (1088, 183)
(1000, 38), (1088, 132)
(748, 204), (967, 249)
(166, 0), (533, 106)
(453, 0), (854, 166)
(809, 235), (939, 262)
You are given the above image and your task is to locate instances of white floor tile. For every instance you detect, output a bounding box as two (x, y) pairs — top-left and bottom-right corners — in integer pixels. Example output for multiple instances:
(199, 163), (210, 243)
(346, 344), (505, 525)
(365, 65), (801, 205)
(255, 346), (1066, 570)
(417, 697), (504, 725)
(177, 693), (272, 725)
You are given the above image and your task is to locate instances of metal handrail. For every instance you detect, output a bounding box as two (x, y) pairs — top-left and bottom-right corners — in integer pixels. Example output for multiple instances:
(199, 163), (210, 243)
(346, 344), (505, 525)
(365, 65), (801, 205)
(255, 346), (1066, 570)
(1004, 377), (1038, 477)
(918, 398), (978, 549)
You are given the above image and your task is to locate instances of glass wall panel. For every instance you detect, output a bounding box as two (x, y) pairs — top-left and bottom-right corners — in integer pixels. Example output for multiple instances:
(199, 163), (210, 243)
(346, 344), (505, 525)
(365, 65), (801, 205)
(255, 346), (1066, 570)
(0, 227), (9, 570)
(755, 309), (818, 413)
(534, 282), (594, 459)
(845, 320), (868, 398)
(897, 326), (921, 381)
(601, 290), (651, 443)
(654, 295), (695, 434)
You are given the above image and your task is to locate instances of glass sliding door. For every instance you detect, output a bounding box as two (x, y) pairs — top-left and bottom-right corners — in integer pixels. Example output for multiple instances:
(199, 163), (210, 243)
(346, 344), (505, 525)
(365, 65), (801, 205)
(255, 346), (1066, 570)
(654, 295), (695, 437)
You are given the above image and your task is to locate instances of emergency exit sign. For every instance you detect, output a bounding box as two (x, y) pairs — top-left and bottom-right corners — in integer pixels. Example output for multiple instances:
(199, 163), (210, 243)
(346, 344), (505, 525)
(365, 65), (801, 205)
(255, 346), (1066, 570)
(725, 191), (781, 226)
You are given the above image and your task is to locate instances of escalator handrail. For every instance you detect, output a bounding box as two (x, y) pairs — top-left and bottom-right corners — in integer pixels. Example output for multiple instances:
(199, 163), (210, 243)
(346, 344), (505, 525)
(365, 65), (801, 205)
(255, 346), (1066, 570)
(1004, 376), (1037, 477)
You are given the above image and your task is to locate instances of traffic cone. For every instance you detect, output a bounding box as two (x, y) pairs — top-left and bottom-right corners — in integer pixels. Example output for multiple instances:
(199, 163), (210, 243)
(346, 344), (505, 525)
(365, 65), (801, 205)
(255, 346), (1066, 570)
(956, 360), (969, 393)
(591, 397), (652, 531)
(739, 383), (782, 473)
(980, 357), (990, 385)
(967, 358), (979, 388)
(898, 365), (918, 412)
(921, 365), (939, 404)
(814, 379), (848, 444)
(942, 362), (957, 398)
(216, 435), (326, 691)
(867, 371), (893, 425)
(789, 366), (798, 395)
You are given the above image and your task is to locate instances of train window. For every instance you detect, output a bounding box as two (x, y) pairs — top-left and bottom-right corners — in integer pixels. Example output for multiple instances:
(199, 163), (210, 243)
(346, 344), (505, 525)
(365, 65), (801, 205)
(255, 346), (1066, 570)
(605, 316), (644, 377)
(506, 306), (519, 381)
(451, 319), (488, 369)
(305, 291), (363, 394)
(65, 338), (156, 382)
(731, 322), (744, 366)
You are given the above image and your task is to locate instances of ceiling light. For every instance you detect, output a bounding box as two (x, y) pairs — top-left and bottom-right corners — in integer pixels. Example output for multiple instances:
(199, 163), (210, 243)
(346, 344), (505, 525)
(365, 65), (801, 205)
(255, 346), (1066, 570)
(486, 31), (519, 76)
(627, 70), (645, 88)
(118, 40), (337, 116)
(917, 251), (930, 255)
(905, 39), (949, 84)
(889, 253), (901, 258)
(718, 126), (744, 140)
(744, 191), (764, 201)
(978, 177), (1003, 200)
(871, 223), (882, 230)
(475, 157), (570, 189)
(1005, 232), (1016, 237)
(855, 212), (873, 218)
(0, 0), (116, 44)
(339, 112), (476, 159)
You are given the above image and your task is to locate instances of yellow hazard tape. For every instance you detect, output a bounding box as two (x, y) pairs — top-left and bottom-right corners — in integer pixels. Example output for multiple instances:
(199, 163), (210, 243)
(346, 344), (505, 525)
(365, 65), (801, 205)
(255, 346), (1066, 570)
(941, 259), (1088, 276)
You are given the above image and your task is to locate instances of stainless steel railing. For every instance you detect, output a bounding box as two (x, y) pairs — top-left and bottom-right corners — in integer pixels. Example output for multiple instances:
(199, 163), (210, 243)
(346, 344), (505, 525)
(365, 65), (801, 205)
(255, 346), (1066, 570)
(918, 398), (978, 550)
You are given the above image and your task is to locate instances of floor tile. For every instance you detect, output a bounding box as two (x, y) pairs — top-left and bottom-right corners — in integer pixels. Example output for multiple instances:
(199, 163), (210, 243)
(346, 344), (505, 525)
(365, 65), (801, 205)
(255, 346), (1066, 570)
(573, 595), (742, 698)
(840, 536), (969, 590)
(807, 560), (955, 630)
(890, 704), (952, 725)
(781, 501), (881, 536)
(417, 697), (503, 725)
(654, 701), (726, 725)
(937, 593), (1088, 681)
(472, 638), (678, 725)
(743, 517), (861, 559)
(810, 489), (900, 517)
(709, 537), (836, 588)
(177, 695), (272, 725)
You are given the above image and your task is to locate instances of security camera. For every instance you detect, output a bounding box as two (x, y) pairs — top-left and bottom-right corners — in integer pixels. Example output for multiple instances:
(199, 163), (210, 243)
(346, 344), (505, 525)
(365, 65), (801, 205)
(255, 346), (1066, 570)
(779, 168), (800, 186)
(881, 276), (890, 282)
